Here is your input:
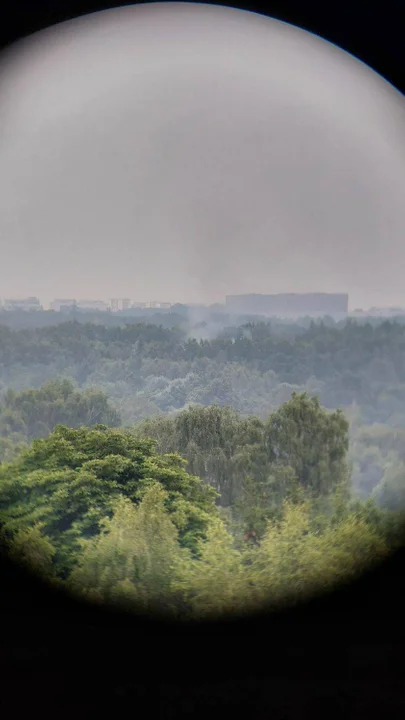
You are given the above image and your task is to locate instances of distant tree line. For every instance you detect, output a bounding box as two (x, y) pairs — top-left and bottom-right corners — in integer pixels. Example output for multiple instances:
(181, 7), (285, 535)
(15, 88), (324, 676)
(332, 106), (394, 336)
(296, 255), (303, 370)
(1, 318), (405, 425)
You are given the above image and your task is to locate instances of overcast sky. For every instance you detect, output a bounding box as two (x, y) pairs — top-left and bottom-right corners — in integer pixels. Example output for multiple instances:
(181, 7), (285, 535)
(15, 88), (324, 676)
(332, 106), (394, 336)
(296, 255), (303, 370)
(0, 2), (404, 309)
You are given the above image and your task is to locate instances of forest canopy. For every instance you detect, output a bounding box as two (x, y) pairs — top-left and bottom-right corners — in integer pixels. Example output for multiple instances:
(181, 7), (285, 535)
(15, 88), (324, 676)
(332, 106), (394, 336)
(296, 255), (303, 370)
(1, 315), (405, 618)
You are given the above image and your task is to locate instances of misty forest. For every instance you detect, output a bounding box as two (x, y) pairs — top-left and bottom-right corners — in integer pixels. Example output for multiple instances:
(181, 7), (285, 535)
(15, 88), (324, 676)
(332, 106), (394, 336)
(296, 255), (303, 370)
(1, 309), (405, 619)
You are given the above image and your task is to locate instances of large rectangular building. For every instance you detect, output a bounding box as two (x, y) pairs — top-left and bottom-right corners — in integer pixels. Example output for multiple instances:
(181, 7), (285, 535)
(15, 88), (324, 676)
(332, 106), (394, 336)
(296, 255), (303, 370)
(3, 296), (42, 311)
(50, 299), (76, 312)
(77, 299), (108, 312)
(225, 293), (349, 318)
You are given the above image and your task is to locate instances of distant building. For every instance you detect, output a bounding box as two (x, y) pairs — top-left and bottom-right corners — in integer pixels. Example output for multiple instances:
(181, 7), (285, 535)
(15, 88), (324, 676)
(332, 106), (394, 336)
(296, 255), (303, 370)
(77, 300), (108, 312)
(225, 293), (349, 318)
(366, 306), (405, 317)
(109, 298), (144, 311)
(50, 299), (76, 312)
(131, 302), (146, 309)
(3, 296), (42, 311)
(110, 298), (120, 313)
(144, 301), (172, 309)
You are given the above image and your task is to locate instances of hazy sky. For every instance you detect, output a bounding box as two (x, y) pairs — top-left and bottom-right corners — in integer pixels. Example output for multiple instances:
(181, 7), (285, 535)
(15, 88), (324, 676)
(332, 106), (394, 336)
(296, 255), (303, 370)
(0, 3), (404, 309)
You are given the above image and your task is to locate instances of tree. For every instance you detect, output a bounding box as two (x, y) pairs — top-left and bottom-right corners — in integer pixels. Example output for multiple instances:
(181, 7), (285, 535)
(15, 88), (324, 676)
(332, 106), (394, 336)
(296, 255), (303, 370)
(6, 524), (57, 581)
(68, 485), (188, 617)
(0, 379), (121, 462)
(372, 463), (405, 512)
(136, 405), (245, 505)
(247, 500), (389, 610)
(0, 425), (219, 577)
(232, 464), (300, 540)
(171, 515), (248, 619)
(265, 392), (349, 497)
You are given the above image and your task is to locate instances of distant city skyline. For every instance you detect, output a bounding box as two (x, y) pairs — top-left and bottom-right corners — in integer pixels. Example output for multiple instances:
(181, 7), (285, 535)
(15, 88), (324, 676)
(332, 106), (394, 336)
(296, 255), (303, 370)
(2, 291), (405, 315)
(0, 289), (403, 314)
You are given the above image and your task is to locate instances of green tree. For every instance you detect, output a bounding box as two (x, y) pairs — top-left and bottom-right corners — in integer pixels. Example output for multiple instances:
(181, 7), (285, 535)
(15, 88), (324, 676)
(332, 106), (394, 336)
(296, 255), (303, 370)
(0, 379), (120, 441)
(0, 425), (219, 577)
(247, 500), (389, 610)
(136, 405), (246, 505)
(372, 463), (405, 512)
(6, 524), (57, 581)
(171, 515), (248, 619)
(265, 392), (349, 497)
(68, 485), (188, 617)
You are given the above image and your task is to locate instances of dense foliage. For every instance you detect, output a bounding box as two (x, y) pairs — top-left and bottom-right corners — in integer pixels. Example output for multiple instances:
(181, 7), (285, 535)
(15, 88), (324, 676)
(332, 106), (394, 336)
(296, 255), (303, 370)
(0, 425), (218, 576)
(2, 474), (394, 620)
(2, 317), (405, 428)
(134, 395), (349, 531)
(0, 379), (120, 462)
(1, 314), (405, 618)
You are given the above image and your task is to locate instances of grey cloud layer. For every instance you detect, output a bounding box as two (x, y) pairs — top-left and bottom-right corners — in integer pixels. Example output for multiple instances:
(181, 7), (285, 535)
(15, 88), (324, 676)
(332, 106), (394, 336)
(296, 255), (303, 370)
(0, 3), (404, 308)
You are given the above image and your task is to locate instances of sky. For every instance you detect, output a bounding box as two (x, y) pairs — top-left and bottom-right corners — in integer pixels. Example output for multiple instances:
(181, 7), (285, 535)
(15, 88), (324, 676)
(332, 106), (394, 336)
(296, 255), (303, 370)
(0, 2), (404, 310)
